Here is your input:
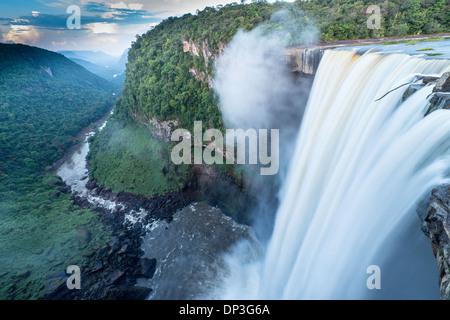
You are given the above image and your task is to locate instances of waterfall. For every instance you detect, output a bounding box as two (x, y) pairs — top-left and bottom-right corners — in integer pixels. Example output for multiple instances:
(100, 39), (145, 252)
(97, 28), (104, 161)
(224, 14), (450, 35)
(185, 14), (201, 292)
(260, 50), (450, 299)
(214, 50), (450, 300)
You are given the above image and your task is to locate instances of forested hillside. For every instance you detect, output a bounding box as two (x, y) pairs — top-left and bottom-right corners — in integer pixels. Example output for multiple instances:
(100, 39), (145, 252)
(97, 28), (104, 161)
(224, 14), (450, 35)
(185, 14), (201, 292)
(0, 44), (115, 299)
(0, 44), (115, 180)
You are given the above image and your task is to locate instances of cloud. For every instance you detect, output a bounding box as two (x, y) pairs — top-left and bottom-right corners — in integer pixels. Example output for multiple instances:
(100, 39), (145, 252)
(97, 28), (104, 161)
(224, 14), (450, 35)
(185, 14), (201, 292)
(51, 40), (67, 46)
(0, 0), (243, 55)
(110, 2), (129, 9)
(2, 25), (40, 44)
(87, 22), (119, 34)
(128, 3), (144, 10)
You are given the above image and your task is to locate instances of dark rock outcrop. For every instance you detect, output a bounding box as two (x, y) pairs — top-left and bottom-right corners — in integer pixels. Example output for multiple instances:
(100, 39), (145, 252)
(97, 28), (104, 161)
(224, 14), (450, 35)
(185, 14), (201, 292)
(139, 258), (157, 279)
(415, 72), (450, 300)
(433, 72), (450, 93)
(401, 72), (450, 115)
(46, 179), (192, 300)
(286, 48), (324, 76)
(421, 185), (450, 300)
(426, 72), (450, 114)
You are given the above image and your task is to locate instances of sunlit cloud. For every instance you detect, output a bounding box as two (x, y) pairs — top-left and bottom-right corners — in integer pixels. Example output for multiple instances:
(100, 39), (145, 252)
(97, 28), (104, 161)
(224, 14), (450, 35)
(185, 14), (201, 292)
(0, 0), (243, 55)
(128, 3), (144, 10)
(51, 40), (67, 46)
(110, 2), (129, 9)
(2, 25), (40, 44)
(87, 22), (119, 34)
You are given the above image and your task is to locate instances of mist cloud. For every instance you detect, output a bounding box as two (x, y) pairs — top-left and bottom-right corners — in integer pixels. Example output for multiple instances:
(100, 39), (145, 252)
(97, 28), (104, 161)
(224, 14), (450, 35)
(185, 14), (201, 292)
(213, 9), (318, 239)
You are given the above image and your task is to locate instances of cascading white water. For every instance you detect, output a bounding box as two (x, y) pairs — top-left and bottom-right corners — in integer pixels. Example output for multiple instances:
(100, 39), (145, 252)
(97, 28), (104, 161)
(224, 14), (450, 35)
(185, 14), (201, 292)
(258, 50), (450, 299)
(214, 49), (450, 300)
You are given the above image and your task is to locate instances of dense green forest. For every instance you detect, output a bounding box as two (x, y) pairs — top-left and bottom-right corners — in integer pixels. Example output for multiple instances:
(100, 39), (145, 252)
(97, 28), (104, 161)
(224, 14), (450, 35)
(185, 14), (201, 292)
(0, 44), (115, 299)
(91, 0), (449, 203)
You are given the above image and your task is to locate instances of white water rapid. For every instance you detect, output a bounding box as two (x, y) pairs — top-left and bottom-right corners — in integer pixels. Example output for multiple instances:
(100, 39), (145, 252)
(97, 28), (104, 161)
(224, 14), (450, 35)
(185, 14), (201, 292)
(215, 50), (450, 300)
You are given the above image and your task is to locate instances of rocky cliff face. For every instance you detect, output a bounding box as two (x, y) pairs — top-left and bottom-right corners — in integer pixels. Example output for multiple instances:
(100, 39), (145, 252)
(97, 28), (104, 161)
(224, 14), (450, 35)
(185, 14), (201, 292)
(285, 47), (324, 76)
(421, 185), (450, 300)
(183, 39), (324, 88)
(182, 38), (221, 88)
(420, 72), (450, 300)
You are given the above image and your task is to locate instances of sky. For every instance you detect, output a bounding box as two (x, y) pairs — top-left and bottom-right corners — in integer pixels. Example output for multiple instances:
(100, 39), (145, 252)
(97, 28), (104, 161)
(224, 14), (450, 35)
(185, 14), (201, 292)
(0, 0), (279, 56)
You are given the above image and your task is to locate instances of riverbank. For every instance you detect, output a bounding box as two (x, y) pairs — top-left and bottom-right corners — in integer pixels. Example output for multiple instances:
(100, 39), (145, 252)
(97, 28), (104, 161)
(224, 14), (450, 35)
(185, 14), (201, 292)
(46, 108), (194, 299)
(46, 178), (192, 300)
(46, 108), (114, 175)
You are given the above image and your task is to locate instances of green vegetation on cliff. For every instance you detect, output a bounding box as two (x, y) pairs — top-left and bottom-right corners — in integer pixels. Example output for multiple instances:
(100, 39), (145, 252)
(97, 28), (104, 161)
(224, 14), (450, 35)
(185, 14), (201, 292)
(0, 43), (115, 299)
(88, 119), (188, 197)
(89, 0), (449, 201)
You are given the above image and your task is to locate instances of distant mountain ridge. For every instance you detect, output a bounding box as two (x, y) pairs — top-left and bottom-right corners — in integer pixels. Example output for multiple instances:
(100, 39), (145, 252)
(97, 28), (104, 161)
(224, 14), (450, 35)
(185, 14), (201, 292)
(58, 49), (129, 87)
(0, 43), (114, 93)
(0, 43), (115, 178)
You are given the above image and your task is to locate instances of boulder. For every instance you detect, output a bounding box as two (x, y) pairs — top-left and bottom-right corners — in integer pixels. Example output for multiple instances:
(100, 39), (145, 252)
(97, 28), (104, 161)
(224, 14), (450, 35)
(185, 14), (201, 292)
(104, 270), (125, 286)
(139, 258), (157, 279)
(433, 72), (450, 93)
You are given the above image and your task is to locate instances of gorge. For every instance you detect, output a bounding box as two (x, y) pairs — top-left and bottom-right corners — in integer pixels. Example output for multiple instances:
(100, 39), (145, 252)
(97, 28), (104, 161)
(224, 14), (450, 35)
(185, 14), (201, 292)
(2, 1), (450, 302)
(55, 39), (450, 300)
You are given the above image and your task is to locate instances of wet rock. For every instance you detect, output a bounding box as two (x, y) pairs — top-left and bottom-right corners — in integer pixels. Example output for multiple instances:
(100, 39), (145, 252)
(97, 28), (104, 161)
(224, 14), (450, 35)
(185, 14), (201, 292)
(108, 236), (120, 255)
(422, 76), (441, 84)
(433, 72), (450, 93)
(421, 185), (450, 300)
(104, 270), (125, 286)
(103, 211), (115, 220)
(286, 48), (324, 75)
(105, 286), (152, 300)
(139, 258), (157, 279)
(402, 83), (425, 101)
(91, 260), (103, 273)
(118, 244), (129, 254)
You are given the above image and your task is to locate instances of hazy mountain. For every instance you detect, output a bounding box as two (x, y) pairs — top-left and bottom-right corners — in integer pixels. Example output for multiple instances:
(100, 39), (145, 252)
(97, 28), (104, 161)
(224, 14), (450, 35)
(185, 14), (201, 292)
(58, 49), (129, 87)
